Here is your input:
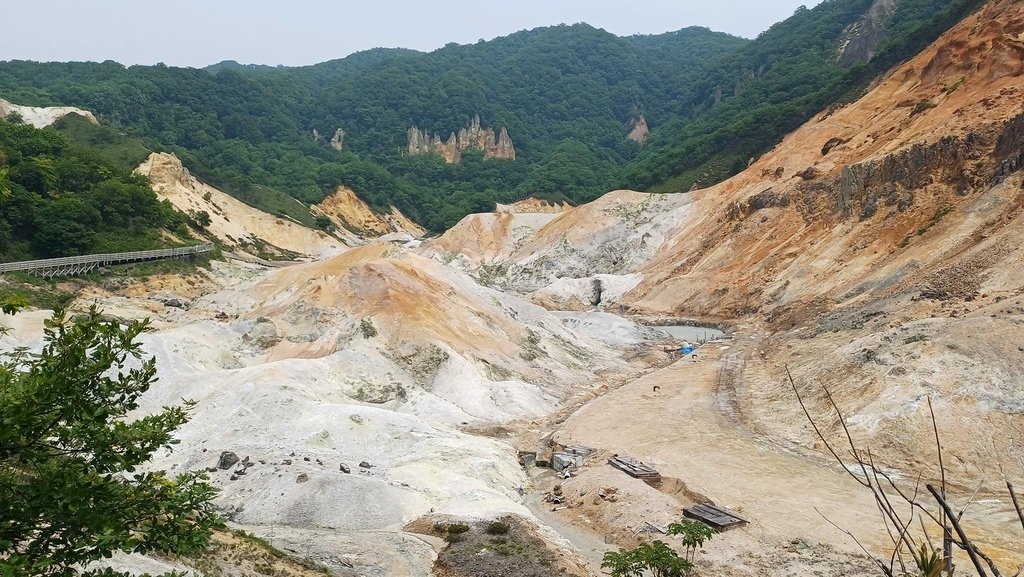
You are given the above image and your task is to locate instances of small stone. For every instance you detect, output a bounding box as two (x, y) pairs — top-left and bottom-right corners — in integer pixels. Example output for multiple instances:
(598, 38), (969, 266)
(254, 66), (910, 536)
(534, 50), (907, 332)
(230, 474), (239, 481)
(339, 463), (351, 474)
(296, 473), (309, 483)
(217, 451), (240, 470)
(206, 466), (218, 473)
(316, 459), (323, 466)
(350, 414), (364, 424)
(359, 461), (373, 469)
(303, 457), (311, 462)
(282, 459), (292, 465)
(259, 459), (266, 465)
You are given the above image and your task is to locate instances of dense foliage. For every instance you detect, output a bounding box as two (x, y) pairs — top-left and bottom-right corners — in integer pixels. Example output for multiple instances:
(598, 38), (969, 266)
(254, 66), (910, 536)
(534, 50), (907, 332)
(0, 0), (984, 231)
(602, 540), (693, 577)
(0, 308), (220, 577)
(0, 117), (189, 261)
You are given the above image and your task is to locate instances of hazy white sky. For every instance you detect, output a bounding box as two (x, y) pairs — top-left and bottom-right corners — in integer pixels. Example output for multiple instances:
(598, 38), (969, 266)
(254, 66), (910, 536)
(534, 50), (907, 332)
(1, 1), (824, 68)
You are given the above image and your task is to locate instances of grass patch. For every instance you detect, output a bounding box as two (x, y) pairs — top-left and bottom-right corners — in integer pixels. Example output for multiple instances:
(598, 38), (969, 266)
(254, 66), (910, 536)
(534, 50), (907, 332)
(360, 317), (378, 339)
(0, 273), (76, 310)
(485, 521), (511, 535)
(917, 206), (954, 236)
(944, 76), (967, 94)
(910, 99), (937, 116)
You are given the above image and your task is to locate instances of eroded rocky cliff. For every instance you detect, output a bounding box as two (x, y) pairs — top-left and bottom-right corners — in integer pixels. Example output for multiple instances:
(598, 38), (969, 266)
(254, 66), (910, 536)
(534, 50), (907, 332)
(408, 115), (515, 163)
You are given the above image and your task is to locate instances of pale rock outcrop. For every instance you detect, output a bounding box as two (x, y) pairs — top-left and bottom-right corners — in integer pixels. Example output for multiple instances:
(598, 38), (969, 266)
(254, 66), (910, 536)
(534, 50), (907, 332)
(838, 0), (900, 65)
(408, 115), (516, 163)
(330, 128), (345, 152)
(0, 97), (99, 128)
(626, 115), (649, 144)
(495, 198), (571, 214)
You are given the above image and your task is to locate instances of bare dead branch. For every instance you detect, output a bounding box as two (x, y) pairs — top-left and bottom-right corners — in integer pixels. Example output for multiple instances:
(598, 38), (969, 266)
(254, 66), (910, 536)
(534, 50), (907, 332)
(820, 383), (876, 487)
(957, 480), (985, 522)
(928, 396), (953, 573)
(927, 484), (990, 577)
(786, 366), (869, 488)
(866, 450), (913, 574)
(815, 507), (895, 577)
(974, 548), (1007, 577)
(1010, 482), (1024, 533)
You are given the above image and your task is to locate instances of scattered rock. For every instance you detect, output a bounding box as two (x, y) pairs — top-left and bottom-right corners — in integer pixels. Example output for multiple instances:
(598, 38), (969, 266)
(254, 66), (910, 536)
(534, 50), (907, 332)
(821, 137), (849, 156)
(217, 451), (240, 470)
(359, 461), (373, 469)
(282, 459), (292, 465)
(350, 413), (364, 424)
(339, 463), (351, 474)
(296, 473), (309, 483)
(798, 166), (817, 180)
(242, 317), (281, 348)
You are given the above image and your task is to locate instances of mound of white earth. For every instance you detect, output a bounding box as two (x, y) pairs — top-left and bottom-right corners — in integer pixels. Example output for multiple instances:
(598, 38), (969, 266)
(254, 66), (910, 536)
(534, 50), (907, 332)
(136, 152), (348, 259)
(0, 97), (99, 128)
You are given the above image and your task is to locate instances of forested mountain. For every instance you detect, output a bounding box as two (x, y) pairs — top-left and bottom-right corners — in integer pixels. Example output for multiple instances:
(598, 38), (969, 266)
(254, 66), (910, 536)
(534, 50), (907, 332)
(0, 0), (987, 232)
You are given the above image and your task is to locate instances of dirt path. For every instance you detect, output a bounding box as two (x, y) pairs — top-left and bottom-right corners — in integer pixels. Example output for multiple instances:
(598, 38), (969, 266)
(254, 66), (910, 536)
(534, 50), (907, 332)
(554, 343), (884, 552)
(542, 341), (1022, 571)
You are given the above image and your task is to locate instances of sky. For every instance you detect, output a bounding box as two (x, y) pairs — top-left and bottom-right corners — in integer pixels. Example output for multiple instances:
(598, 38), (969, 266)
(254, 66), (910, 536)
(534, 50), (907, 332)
(1, 1), (825, 68)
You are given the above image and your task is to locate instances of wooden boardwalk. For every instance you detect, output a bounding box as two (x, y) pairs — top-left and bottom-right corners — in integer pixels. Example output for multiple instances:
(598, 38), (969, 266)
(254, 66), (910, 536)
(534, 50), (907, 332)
(0, 244), (215, 279)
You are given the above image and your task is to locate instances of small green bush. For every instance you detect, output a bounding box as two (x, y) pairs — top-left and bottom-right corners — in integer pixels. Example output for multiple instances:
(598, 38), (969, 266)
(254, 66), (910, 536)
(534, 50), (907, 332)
(485, 521), (511, 535)
(360, 317), (378, 339)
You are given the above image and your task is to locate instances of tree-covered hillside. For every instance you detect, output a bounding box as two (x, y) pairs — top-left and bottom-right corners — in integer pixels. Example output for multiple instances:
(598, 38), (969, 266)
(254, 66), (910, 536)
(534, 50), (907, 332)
(0, 0), (986, 232)
(0, 116), (189, 261)
(0, 26), (743, 230)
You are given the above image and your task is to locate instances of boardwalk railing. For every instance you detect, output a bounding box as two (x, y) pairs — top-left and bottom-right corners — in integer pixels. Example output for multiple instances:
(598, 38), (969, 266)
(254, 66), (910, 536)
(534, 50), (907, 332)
(0, 243), (215, 279)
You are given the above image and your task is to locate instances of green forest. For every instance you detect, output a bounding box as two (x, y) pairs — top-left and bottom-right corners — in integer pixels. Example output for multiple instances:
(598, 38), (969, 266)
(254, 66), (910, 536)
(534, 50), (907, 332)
(0, 117), (189, 261)
(0, 0), (986, 237)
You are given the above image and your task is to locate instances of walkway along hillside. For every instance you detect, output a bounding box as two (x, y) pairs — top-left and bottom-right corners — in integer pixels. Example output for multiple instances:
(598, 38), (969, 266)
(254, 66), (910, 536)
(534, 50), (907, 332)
(0, 244), (215, 279)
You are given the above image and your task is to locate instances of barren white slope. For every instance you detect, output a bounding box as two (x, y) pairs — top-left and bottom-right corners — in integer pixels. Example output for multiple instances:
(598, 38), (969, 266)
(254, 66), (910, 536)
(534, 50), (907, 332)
(0, 97), (99, 128)
(1, 247), (642, 576)
(136, 152), (349, 259)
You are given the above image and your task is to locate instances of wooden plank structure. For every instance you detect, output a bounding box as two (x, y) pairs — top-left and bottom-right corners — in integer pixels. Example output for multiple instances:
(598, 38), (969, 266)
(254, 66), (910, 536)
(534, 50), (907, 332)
(608, 455), (662, 485)
(684, 503), (747, 531)
(0, 243), (215, 279)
